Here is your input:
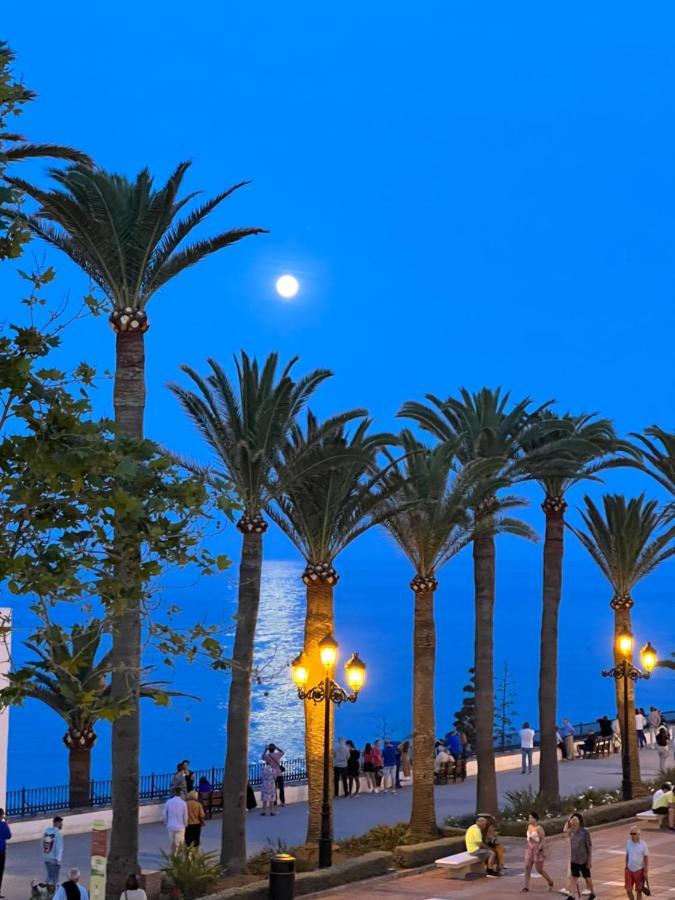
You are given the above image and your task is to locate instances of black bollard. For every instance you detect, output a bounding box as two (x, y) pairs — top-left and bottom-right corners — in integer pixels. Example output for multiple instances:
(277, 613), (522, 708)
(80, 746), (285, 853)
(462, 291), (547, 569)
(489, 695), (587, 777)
(269, 853), (295, 900)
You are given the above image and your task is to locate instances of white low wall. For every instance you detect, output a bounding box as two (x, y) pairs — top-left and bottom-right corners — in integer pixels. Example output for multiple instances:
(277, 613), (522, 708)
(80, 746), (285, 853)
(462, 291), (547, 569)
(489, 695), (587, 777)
(8, 748), (533, 843)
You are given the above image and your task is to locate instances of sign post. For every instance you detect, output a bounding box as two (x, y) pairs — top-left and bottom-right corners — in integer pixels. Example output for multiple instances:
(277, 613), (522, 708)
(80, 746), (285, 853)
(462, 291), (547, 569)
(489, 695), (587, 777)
(0, 608), (12, 813)
(90, 820), (108, 900)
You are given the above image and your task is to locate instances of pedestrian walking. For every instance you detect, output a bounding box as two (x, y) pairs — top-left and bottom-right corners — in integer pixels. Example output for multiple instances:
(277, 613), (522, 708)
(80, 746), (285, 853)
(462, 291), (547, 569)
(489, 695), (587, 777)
(0, 808), (11, 898)
(656, 724), (670, 773)
(648, 707), (661, 747)
(185, 791), (206, 847)
(400, 740), (412, 779)
(333, 736), (350, 797)
(561, 718), (576, 761)
(624, 827), (649, 900)
(119, 874), (147, 900)
(519, 721), (535, 775)
(362, 742), (378, 793)
(163, 788), (188, 853)
(53, 869), (89, 900)
(382, 740), (397, 793)
(563, 813), (595, 900)
(521, 811), (554, 892)
(41, 816), (64, 887)
(260, 762), (277, 815)
(346, 740), (361, 796)
(635, 709), (647, 748)
(262, 743), (286, 806)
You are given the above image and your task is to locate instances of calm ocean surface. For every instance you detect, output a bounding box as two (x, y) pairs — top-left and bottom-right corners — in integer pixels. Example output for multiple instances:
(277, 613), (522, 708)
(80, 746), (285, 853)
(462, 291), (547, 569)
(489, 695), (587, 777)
(7, 533), (675, 791)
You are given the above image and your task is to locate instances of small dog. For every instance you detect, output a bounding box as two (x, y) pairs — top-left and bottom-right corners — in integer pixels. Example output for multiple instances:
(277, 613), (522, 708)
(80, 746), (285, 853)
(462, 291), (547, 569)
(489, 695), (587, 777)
(30, 881), (52, 900)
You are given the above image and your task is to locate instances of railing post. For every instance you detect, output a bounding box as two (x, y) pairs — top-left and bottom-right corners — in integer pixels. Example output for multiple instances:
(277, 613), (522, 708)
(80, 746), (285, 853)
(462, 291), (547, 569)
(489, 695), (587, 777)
(150, 773), (155, 798)
(21, 786), (26, 817)
(211, 766), (215, 787)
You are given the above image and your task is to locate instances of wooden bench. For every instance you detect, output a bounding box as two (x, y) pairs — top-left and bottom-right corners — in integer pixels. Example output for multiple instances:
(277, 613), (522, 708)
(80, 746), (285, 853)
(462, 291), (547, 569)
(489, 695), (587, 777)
(435, 851), (484, 879)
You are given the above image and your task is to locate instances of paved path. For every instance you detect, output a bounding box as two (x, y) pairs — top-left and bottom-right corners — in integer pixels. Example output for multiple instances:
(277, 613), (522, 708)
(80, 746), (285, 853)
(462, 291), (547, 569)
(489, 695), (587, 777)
(0, 748), (665, 900)
(313, 819), (675, 899)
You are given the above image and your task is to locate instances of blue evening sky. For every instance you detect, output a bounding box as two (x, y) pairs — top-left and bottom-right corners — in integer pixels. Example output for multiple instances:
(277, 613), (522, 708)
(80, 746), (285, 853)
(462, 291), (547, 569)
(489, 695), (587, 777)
(3, 2), (675, 784)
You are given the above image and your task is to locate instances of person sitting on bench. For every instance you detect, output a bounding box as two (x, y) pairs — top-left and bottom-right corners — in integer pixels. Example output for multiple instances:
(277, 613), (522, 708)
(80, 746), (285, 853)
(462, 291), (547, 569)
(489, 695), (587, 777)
(465, 816), (498, 876)
(581, 732), (597, 757)
(651, 782), (674, 826)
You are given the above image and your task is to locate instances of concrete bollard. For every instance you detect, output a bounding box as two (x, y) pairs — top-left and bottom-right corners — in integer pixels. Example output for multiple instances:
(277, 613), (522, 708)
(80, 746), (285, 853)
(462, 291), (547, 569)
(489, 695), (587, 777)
(268, 853), (295, 899)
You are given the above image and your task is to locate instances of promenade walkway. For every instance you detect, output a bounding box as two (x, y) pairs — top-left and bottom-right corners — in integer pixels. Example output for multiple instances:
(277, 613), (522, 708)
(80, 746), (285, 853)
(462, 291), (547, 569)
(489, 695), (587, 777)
(0, 749), (665, 900)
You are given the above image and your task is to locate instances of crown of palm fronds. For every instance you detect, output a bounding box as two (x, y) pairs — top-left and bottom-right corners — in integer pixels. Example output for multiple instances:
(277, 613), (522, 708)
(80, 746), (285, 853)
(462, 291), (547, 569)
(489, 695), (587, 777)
(170, 353), (331, 512)
(569, 493), (675, 595)
(268, 410), (397, 564)
(4, 162), (265, 312)
(380, 430), (534, 578)
(520, 410), (626, 496)
(629, 426), (675, 499)
(399, 386), (550, 482)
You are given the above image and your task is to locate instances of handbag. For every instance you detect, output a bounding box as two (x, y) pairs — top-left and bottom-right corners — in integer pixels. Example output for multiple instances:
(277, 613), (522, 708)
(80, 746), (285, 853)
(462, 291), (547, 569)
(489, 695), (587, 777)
(642, 877), (651, 897)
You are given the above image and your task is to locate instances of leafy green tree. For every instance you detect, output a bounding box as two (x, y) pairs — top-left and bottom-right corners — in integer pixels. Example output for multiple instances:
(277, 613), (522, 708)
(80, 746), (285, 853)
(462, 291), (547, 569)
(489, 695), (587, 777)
(569, 494), (675, 798)
(170, 353), (330, 873)
(6, 162), (263, 889)
(269, 409), (392, 842)
(399, 388), (537, 814)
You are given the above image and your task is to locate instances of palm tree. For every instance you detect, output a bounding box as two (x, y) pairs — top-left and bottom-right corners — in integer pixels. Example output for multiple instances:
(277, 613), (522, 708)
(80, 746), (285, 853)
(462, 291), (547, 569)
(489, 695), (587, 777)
(630, 426), (675, 500)
(269, 409), (392, 842)
(399, 388), (538, 814)
(6, 163), (264, 886)
(380, 431), (518, 835)
(0, 620), (182, 808)
(521, 412), (620, 803)
(569, 494), (675, 796)
(170, 353), (330, 873)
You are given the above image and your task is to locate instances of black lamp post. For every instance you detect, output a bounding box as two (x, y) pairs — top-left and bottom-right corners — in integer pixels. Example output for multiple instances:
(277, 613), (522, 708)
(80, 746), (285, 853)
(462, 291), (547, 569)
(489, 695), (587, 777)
(601, 631), (657, 800)
(291, 634), (366, 869)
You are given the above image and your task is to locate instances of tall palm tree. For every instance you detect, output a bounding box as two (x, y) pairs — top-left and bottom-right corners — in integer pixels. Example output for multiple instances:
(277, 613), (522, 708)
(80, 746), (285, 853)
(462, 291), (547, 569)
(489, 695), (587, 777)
(170, 353), (330, 873)
(569, 494), (675, 796)
(521, 412), (620, 803)
(380, 431), (519, 835)
(630, 426), (675, 500)
(6, 163), (264, 887)
(0, 620), (182, 808)
(399, 388), (538, 814)
(269, 410), (393, 842)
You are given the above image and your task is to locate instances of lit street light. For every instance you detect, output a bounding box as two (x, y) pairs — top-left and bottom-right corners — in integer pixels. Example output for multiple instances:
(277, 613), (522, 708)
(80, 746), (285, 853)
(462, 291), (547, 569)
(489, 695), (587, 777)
(601, 630), (657, 800)
(291, 634), (366, 868)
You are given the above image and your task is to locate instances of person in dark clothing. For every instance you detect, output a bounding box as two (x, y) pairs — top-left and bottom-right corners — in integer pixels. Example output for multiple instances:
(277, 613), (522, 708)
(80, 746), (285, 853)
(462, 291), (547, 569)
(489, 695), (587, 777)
(181, 760), (195, 793)
(597, 716), (612, 737)
(581, 732), (597, 756)
(246, 783), (257, 811)
(0, 808), (11, 898)
(346, 740), (361, 796)
(394, 742), (402, 789)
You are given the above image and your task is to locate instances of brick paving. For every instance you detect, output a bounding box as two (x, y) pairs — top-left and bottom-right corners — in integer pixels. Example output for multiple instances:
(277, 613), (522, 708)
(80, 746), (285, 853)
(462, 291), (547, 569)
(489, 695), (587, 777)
(313, 821), (675, 899)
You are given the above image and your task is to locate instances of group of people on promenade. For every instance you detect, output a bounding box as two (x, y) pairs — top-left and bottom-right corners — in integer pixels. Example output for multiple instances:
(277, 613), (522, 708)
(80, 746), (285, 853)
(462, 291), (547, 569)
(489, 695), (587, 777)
(465, 811), (652, 899)
(333, 737), (412, 796)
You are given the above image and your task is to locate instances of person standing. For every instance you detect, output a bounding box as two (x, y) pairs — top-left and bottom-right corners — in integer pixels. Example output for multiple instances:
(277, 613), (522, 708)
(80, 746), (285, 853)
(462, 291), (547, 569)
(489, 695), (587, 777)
(260, 762), (277, 816)
(561, 718), (576, 762)
(333, 737), (350, 797)
(563, 813), (595, 900)
(171, 763), (188, 799)
(163, 787), (188, 853)
(612, 713), (622, 752)
(635, 709), (647, 749)
(41, 816), (64, 887)
(382, 740), (397, 793)
(262, 743), (286, 806)
(656, 725), (671, 773)
(372, 739), (384, 789)
(648, 707), (661, 747)
(0, 808), (11, 899)
(346, 740), (361, 796)
(519, 722), (535, 775)
(522, 811), (554, 892)
(181, 760), (195, 793)
(53, 868), (89, 900)
(624, 827), (649, 900)
(362, 743), (378, 793)
(400, 740), (412, 779)
(185, 791), (206, 847)
(119, 874), (147, 900)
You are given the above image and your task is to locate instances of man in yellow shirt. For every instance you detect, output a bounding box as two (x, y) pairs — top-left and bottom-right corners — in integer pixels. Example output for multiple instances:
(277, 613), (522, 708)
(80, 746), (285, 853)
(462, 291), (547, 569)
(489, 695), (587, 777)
(465, 816), (498, 875)
(651, 783), (675, 829)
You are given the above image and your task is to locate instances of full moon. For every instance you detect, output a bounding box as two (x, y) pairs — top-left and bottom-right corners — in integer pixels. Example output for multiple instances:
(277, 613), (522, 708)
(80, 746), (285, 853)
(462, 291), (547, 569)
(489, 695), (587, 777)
(276, 274), (300, 299)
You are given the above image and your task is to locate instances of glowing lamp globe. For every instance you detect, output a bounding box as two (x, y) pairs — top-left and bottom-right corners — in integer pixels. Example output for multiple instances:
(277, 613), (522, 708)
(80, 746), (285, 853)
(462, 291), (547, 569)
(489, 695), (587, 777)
(345, 652), (366, 694)
(319, 634), (338, 669)
(641, 641), (657, 673)
(291, 653), (309, 689)
(617, 631), (634, 657)
(276, 274), (299, 299)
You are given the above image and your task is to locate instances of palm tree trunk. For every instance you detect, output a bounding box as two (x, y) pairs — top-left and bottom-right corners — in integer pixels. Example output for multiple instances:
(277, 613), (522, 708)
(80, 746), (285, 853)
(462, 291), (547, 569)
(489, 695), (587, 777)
(303, 576), (334, 844)
(220, 529), (264, 873)
(409, 586), (437, 838)
(613, 600), (642, 797)
(108, 330), (146, 896)
(473, 533), (497, 815)
(69, 745), (93, 809)
(538, 500), (565, 803)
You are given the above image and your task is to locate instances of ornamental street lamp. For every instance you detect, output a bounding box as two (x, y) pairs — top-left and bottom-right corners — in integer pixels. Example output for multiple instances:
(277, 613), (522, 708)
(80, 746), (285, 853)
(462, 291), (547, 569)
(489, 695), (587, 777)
(601, 630), (657, 800)
(291, 634), (366, 869)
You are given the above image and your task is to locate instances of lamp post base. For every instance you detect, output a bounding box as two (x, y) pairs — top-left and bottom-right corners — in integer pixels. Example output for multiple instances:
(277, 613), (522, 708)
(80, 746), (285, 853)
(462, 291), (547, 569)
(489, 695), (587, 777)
(318, 836), (332, 869)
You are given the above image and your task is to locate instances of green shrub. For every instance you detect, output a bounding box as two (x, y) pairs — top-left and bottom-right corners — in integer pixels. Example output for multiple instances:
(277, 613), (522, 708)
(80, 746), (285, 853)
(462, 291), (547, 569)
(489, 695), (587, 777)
(161, 845), (222, 899)
(361, 822), (414, 850)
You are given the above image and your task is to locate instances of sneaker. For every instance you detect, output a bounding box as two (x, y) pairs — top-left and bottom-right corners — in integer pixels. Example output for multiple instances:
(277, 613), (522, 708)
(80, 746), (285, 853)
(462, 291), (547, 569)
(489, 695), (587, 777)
(486, 870), (499, 878)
